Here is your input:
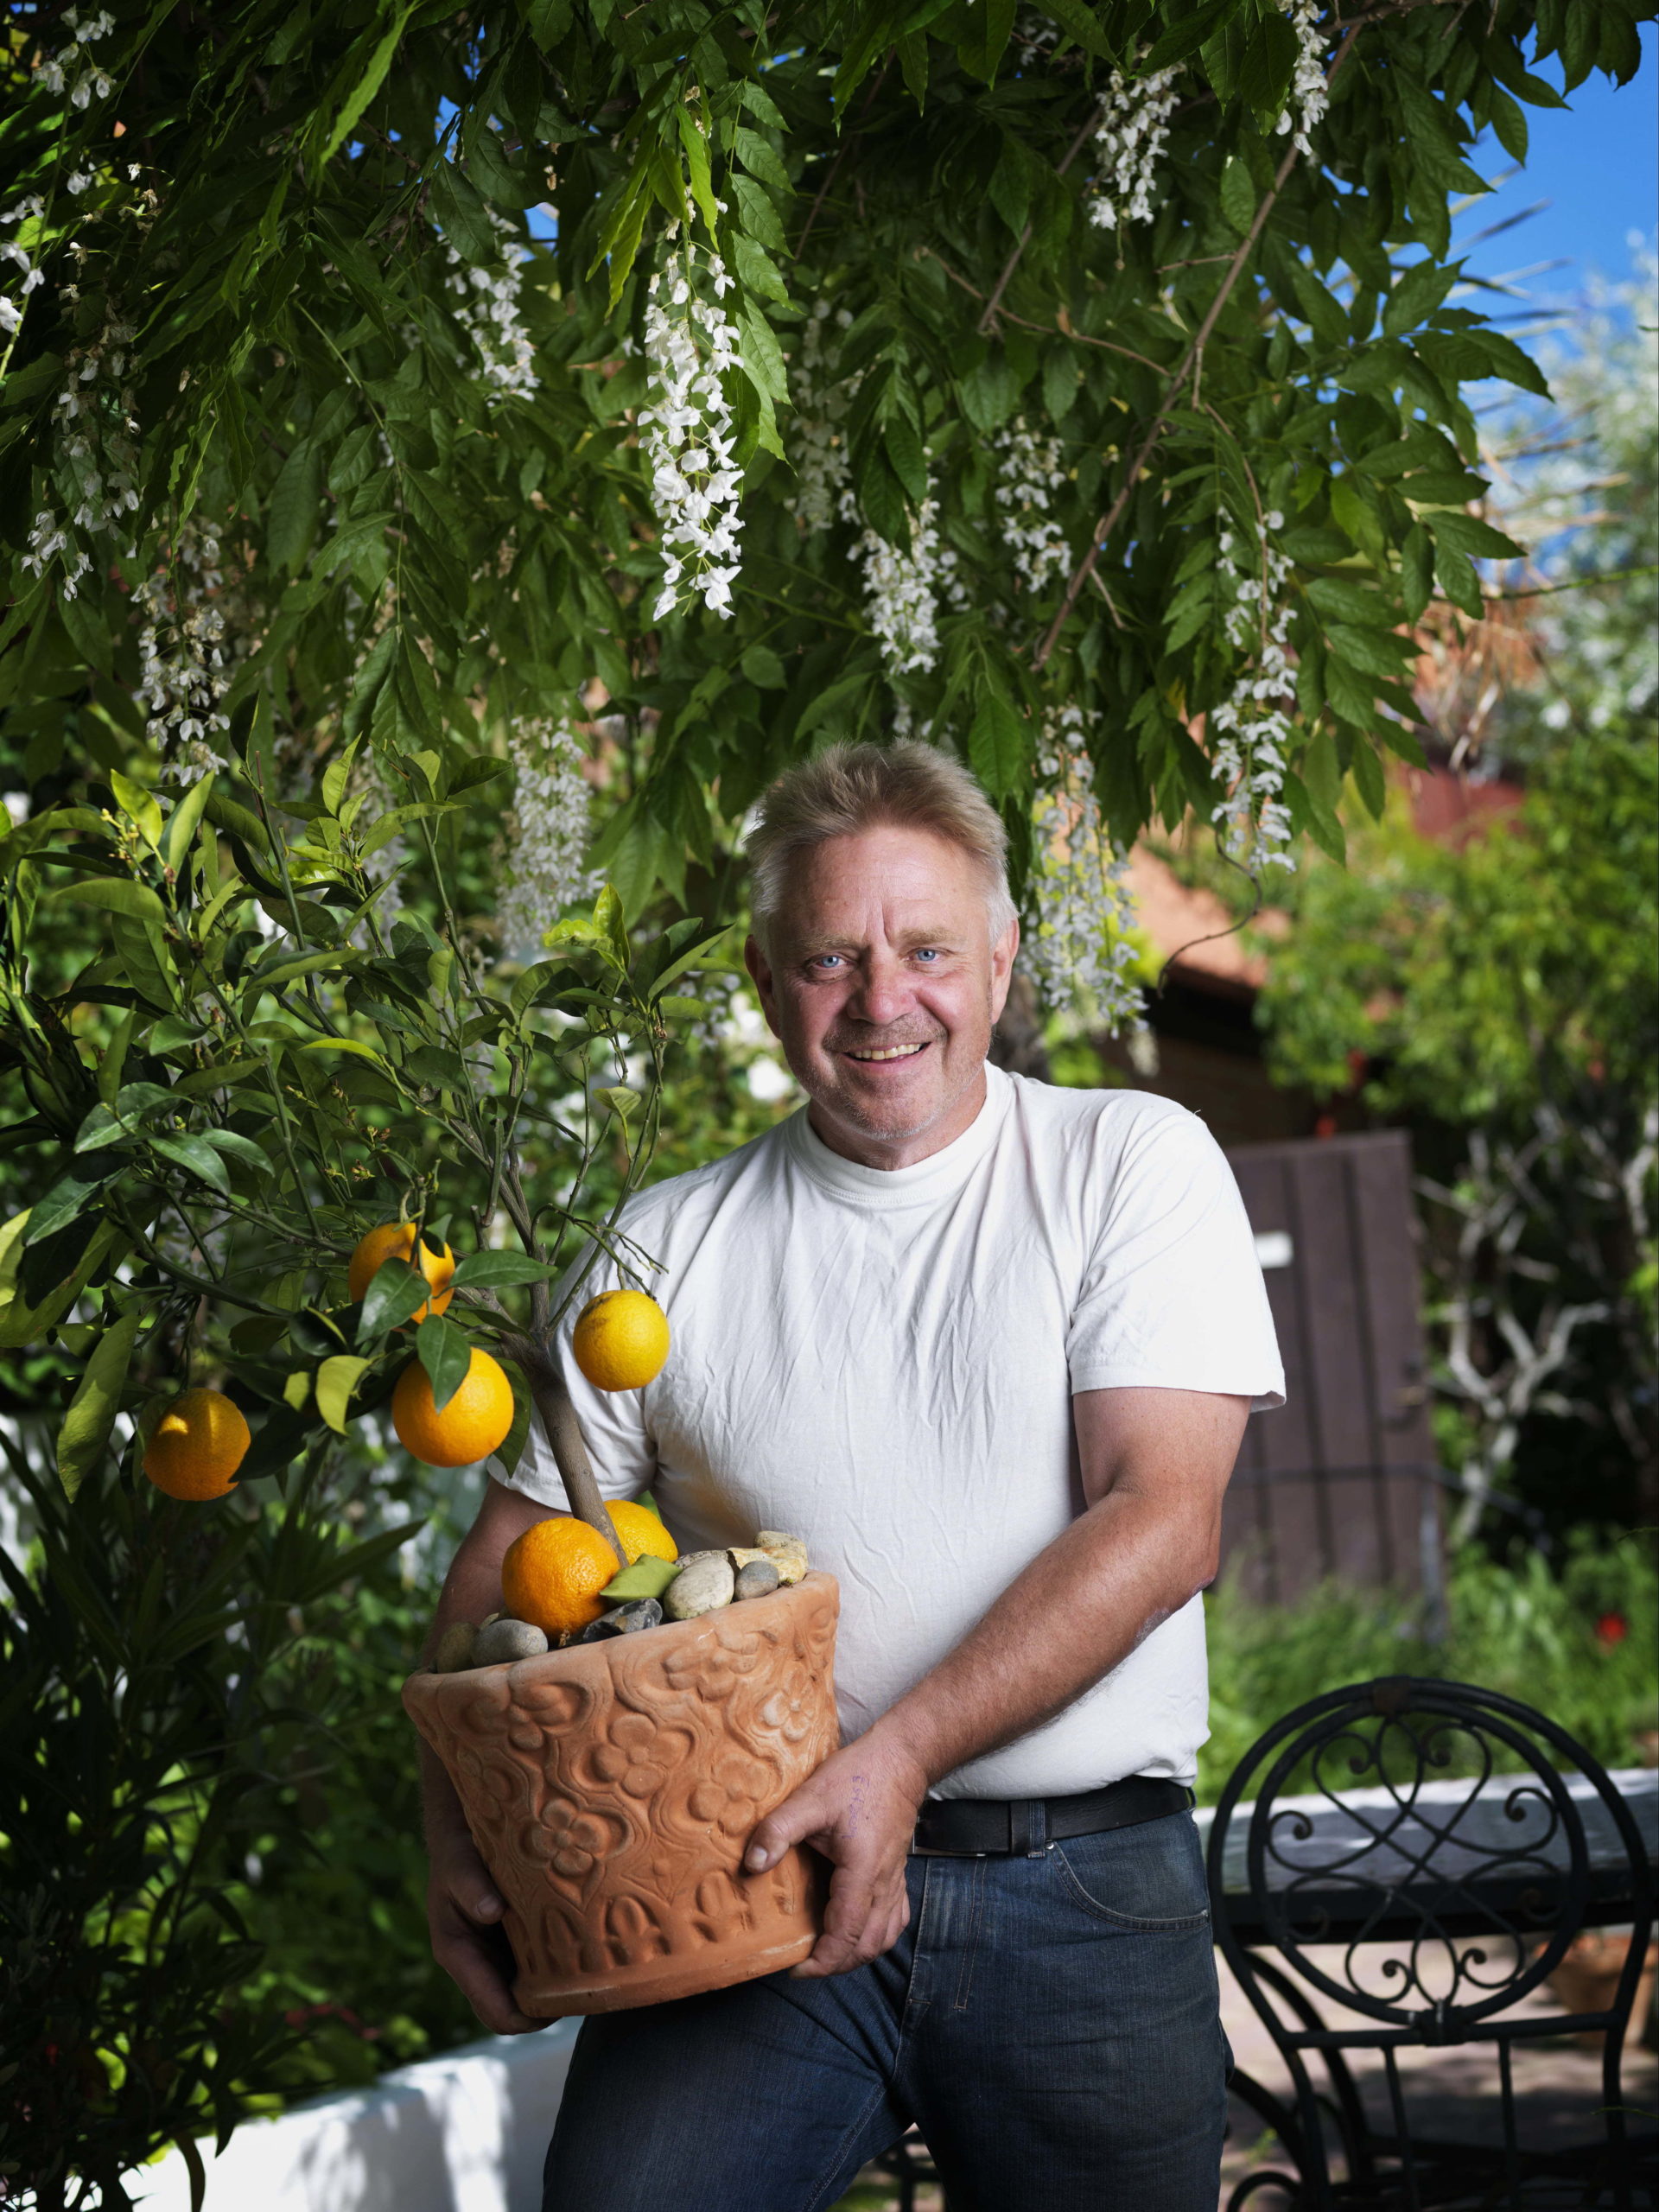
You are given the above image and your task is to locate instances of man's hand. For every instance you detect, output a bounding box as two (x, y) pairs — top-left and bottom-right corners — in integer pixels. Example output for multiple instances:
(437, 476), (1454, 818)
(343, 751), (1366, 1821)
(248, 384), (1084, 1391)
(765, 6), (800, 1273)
(427, 1825), (543, 2036)
(744, 1726), (927, 1978)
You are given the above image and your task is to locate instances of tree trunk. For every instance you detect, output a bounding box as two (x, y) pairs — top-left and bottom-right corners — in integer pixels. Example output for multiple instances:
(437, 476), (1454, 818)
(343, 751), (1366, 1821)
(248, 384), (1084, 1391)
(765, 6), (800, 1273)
(507, 1337), (630, 1570)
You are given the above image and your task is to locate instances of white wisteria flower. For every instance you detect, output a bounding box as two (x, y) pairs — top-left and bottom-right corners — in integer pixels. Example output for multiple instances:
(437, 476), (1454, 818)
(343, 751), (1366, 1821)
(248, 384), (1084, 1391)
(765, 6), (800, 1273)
(500, 715), (601, 955)
(443, 207), (537, 404)
(994, 420), (1070, 592)
(135, 520), (247, 779)
(1209, 512), (1297, 874)
(841, 484), (966, 678)
(1023, 708), (1145, 1034)
(1087, 63), (1181, 232)
(1279, 0), (1330, 156)
(787, 298), (855, 533)
(39, 7), (117, 104)
(640, 237), (746, 621)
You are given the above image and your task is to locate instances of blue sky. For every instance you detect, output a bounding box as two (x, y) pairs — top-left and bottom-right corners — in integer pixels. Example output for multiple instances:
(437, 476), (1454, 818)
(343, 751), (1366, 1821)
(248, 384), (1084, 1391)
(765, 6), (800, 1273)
(1451, 22), (1656, 327)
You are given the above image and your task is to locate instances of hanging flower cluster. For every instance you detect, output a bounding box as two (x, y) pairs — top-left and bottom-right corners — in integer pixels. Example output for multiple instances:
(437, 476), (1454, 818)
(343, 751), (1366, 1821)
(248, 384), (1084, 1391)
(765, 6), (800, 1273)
(19, 302), (142, 600)
(640, 236), (745, 621)
(1279, 0), (1330, 156)
(1, 195), (48, 341)
(1087, 64), (1181, 232)
(499, 716), (601, 953)
(994, 421), (1070, 593)
(842, 487), (968, 679)
(1208, 512), (1297, 874)
(1023, 708), (1145, 1034)
(136, 522), (246, 780)
(787, 298), (855, 534)
(37, 7), (117, 107)
(443, 208), (537, 404)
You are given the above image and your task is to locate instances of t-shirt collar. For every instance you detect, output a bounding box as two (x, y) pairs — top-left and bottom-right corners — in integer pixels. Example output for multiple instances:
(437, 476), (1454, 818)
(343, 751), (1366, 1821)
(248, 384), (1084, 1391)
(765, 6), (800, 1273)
(782, 1064), (1010, 1205)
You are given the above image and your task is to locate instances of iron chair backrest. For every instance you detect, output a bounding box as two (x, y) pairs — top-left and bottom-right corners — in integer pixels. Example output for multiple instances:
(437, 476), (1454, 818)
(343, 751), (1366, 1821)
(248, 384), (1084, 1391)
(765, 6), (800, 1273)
(1207, 1675), (1656, 2209)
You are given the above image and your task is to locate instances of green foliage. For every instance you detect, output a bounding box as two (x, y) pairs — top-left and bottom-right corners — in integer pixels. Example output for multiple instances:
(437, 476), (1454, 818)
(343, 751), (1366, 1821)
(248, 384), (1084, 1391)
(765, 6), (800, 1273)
(1200, 1531), (1659, 1802)
(2, 2), (1647, 897)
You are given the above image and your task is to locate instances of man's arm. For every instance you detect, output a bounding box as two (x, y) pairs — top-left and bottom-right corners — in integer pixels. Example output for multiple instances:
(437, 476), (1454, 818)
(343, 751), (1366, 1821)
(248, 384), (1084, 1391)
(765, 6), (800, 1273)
(743, 1385), (1250, 1979)
(421, 1477), (554, 2035)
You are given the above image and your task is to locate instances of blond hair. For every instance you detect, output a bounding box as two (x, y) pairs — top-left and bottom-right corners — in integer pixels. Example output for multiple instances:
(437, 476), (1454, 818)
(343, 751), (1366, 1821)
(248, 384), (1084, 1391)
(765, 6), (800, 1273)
(747, 741), (1016, 948)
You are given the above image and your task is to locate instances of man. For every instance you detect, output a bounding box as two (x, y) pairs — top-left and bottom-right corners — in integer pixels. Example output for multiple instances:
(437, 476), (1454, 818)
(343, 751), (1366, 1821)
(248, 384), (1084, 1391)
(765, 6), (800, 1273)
(423, 741), (1283, 2210)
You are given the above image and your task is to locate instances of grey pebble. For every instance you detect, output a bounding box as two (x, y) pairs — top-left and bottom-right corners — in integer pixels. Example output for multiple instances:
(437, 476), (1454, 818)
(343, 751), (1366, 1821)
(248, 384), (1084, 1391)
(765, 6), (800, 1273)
(474, 1617), (550, 1666)
(579, 1599), (664, 1642)
(433, 1621), (477, 1674)
(734, 1557), (780, 1601)
(664, 1553), (735, 1620)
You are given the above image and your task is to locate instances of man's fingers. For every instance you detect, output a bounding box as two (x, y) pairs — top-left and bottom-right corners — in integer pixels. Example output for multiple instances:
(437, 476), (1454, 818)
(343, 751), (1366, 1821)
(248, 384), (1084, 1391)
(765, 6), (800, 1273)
(429, 1879), (540, 2035)
(744, 1777), (832, 1872)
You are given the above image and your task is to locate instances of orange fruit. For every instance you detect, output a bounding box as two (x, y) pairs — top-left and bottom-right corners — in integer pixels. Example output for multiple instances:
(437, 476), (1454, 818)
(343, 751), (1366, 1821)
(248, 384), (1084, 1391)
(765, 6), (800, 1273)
(571, 1289), (670, 1392)
(501, 1501), (679, 1637)
(346, 1222), (455, 1321)
(391, 1349), (514, 1468)
(143, 1388), (251, 1500)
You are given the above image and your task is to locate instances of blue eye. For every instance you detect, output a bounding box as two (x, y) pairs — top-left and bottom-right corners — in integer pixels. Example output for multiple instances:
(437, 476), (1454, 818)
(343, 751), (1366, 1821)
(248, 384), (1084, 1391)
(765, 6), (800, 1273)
(810, 954), (844, 971)
(914, 949), (940, 963)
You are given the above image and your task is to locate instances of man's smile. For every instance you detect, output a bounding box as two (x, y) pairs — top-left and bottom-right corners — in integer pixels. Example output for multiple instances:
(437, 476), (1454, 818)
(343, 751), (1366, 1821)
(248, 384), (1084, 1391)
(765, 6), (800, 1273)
(839, 1041), (931, 1063)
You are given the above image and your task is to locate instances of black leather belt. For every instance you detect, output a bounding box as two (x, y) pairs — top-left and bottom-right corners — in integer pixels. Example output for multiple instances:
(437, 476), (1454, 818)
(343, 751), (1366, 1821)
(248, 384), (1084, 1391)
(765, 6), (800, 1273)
(911, 1775), (1192, 1858)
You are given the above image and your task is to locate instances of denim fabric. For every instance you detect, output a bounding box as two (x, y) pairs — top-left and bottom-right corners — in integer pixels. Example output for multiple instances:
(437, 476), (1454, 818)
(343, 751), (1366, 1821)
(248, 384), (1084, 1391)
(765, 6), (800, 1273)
(543, 1809), (1228, 2212)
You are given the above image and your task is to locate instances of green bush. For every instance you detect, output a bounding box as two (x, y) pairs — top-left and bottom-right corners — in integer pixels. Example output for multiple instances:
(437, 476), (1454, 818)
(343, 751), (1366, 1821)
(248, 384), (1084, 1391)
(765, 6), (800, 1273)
(1201, 1529), (1659, 1802)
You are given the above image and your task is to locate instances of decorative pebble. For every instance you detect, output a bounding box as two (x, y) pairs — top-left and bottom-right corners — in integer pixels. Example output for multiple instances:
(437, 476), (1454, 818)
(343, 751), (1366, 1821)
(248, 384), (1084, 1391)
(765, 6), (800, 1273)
(734, 1557), (780, 1601)
(433, 1621), (478, 1674)
(599, 1554), (681, 1603)
(664, 1553), (736, 1620)
(579, 1598), (665, 1642)
(474, 1617), (550, 1666)
(755, 1531), (808, 1586)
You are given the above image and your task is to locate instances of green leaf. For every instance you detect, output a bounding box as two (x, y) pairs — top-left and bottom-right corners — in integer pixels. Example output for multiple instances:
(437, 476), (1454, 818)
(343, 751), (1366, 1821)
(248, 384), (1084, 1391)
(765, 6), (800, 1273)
(25, 1155), (124, 1247)
(741, 644), (787, 689)
(317, 4), (415, 167)
(448, 1249), (562, 1289)
(111, 771), (164, 848)
(267, 440), (322, 575)
(968, 689), (1027, 802)
(882, 412), (929, 510)
(675, 105), (720, 238)
(1145, 0), (1233, 73)
(594, 883), (630, 969)
(594, 1084), (640, 1120)
(524, 0), (571, 47)
(149, 1133), (233, 1196)
(1382, 257), (1459, 340)
(599, 1553), (682, 1602)
(201, 1128), (275, 1177)
(1427, 509), (1523, 561)
(958, 0), (1017, 81)
(357, 1259), (430, 1344)
(1238, 14), (1298, 116)
(1218, 156), (1255, 238)
(493, 1359), (532, 1477)
(45, 876), (169, 928)
(162, 773), (216, 872)
(1401, 524), (1433, 622)
(415, 1315), (472, 1412)
(315, 1353), (371, 1434)
(57, 1306), (141, 1500)
(430, 156), (499, 266)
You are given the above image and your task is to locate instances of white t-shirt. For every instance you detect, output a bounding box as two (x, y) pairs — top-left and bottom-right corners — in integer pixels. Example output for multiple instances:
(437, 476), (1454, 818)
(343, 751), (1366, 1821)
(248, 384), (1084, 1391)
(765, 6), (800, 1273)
(495, 1067), (1284, 1797)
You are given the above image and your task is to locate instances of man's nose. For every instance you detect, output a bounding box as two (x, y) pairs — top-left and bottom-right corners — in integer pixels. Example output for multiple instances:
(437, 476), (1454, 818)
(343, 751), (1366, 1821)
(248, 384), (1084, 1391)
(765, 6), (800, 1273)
(848, 951), (912, 1027)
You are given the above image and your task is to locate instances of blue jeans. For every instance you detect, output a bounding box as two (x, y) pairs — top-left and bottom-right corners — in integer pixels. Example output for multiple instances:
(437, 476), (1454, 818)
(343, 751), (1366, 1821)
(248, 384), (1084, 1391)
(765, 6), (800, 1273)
(543, 1810), (1227, 2211)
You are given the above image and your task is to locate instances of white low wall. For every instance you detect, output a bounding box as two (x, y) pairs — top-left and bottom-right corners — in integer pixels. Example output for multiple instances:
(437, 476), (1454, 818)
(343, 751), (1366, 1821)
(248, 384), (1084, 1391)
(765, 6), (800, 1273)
(133, 2022), (580, 2212)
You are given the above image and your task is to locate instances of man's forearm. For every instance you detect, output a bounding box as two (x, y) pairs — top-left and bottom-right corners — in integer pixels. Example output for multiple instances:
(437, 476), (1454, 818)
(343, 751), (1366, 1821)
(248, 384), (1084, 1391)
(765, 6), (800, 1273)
(864, 1485), (1218, 1793)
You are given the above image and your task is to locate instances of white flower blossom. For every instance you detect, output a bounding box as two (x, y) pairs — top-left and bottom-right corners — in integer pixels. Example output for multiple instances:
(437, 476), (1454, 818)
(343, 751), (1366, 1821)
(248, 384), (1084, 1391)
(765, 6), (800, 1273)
(1088, 64), (1180, 233)
(500, 715), (601, 954)
(787, 299), (855, 533)
(1278, 0), (1329, 156)
(1208, 512), (1297, 874)
(640, 236), (746, 620)
(38, 7), (116, 108)
(443, 207), (537, 404)
(840, 482), (967, 677)
(994, 419), (1070, 592)
(135, 520), (247, 779)
(1023, 707), (1145, 1033)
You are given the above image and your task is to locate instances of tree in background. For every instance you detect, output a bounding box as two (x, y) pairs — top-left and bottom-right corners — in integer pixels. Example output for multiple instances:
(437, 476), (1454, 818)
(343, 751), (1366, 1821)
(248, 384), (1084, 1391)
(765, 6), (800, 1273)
(1257, 252), (1659, 1538)
(2, 1), (1655, 2198)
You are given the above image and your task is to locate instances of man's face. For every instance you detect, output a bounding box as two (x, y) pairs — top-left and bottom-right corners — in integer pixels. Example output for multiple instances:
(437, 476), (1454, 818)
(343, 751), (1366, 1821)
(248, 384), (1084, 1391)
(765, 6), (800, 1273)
(745, 823), (1018, 1169)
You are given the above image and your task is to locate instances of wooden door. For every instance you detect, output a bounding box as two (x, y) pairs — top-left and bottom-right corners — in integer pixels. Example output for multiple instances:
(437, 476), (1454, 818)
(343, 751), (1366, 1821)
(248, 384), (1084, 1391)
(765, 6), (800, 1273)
(1224, 1129), (1441, 1601)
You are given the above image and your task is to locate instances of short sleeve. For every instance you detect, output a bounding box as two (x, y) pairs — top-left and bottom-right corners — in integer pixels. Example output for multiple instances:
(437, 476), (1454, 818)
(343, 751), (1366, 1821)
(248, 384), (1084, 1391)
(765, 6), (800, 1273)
(486, 1254), (660, 1508)
(1066, 1104), (1285, 1410)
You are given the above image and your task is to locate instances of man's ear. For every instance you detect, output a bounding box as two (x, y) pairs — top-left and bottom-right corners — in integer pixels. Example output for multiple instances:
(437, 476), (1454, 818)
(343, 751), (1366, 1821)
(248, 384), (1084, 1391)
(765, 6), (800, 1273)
(988, 917), (1020, 1026)
(743, 933), (784, 1040)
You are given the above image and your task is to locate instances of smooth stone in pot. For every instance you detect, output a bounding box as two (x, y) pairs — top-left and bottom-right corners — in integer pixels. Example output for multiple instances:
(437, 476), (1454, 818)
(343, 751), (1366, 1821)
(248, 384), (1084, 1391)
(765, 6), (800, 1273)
(474, 1618), (550, 1666)
(664, 1553), (735, 1619)
(433, 1621), (478, 1674)
(734, 1557), (780, 1601)
(579, 1598), (664, 1641)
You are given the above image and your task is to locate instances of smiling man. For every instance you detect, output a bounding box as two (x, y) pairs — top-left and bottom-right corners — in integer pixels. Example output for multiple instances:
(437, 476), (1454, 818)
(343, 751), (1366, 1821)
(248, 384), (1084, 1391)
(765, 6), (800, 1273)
(422, 741), (1283, 2211)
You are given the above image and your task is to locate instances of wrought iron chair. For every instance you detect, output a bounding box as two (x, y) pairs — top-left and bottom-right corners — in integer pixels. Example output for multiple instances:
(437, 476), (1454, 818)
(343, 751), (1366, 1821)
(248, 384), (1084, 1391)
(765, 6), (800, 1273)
(1209, 1675), (1656, 2211)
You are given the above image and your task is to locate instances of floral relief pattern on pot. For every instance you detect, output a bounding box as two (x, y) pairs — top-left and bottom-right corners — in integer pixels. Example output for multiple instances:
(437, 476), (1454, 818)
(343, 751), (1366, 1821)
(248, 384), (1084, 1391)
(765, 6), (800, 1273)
(404, 1573), (840, 2014)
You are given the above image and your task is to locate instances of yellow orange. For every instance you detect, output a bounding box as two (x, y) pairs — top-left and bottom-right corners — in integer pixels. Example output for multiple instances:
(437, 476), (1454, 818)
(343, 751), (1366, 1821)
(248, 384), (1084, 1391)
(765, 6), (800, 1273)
(143, 1388), (250, 1500)
(391, 1349), (514, 1467)
(346, 1222), (455, 1321)
(501, 1502), (677, 1637)
(571, 1289), (670, 1393)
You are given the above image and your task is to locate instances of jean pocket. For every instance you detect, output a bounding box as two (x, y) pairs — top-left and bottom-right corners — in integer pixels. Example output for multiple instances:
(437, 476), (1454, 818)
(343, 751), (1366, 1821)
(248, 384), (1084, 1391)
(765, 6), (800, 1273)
(1052, 1815), (1212, 1932)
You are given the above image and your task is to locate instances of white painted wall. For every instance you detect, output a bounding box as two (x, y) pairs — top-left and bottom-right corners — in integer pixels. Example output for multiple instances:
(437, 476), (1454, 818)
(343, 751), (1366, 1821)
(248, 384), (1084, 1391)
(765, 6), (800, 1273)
(132, 2023), (580, 2212)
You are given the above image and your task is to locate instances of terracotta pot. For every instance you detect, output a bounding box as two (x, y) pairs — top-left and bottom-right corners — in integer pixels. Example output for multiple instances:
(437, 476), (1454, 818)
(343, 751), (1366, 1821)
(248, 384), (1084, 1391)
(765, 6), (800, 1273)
(1543, 1931), (1659, 2050)
(404, 1571), (840, 2016)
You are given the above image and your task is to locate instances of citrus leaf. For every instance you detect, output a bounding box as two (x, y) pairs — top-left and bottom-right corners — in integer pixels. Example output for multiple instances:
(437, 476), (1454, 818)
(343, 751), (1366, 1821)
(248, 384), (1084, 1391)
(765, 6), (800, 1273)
(111, 772), (164, 848)
(415, 1314), (471, 1412)
(448, 1250), (560, 1289)
(315, 1354), (371, 1434)
(45, 877), (169, 928)
(57, 1306), (141, 1500)
(149, 1134), (232, 1196)
(162, 773), (215, 872)
(492, 1358), (532, 1477)
(356, 1259), (430, 1344)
